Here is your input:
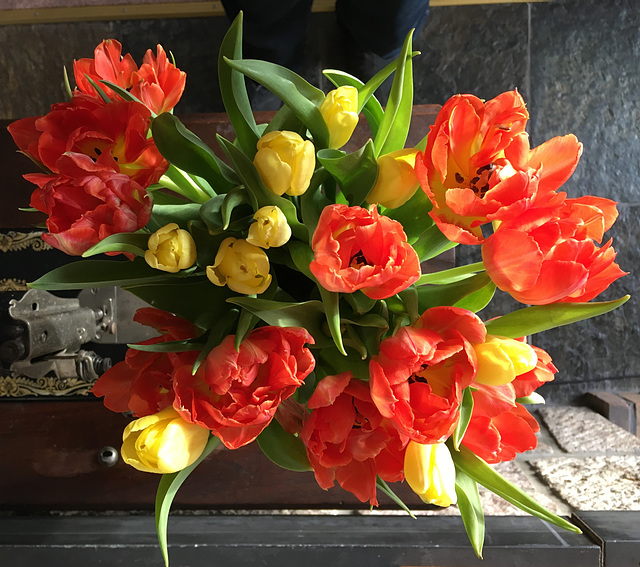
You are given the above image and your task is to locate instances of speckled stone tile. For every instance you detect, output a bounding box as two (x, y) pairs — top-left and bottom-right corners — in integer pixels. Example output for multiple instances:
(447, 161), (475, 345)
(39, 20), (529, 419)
(529, 0), (640, 203)
(538, 406), (640, 454)
(529, 455), (640, 511)
(412, 5), (529, 106)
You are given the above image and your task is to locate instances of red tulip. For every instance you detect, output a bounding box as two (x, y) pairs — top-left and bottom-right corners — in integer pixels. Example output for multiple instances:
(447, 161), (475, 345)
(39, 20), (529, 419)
(8, 95), (167, 187)
(482, 198), (626, 304)
(74, 39), (138, 99)
(310, 204), (420, 299)
(92, 308), (200, 417)
(300, 372), (405, 506)
(416, 90), (583, 244)
(370, 307), (484, 444)
(25, 153), (152, 256)
(173, 326), (315, 449)
(462, 403), (540, 464)
(74, 40), (185, 114)
(131, 44), (187, 115)
(462, 344), (556, 463)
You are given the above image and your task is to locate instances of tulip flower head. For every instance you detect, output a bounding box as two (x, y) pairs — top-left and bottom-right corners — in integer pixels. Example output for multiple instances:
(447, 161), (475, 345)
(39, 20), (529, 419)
(473, 336), (538, 386)
(145, 223), (197, 273)
(121, 406), (209, 474)
(254, 131), (315, 196)
(320, 86), (359, 149)
(206, 237), (272, 295)
(404, 441), (457, 507)
(246, 206), (292, 249)
(366, 148), (420, 209)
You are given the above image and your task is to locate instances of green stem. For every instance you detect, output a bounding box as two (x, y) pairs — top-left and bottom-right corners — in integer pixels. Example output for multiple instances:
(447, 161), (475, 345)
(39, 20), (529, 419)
(161, 165), (213, 203)
(418, 261), (486, 286)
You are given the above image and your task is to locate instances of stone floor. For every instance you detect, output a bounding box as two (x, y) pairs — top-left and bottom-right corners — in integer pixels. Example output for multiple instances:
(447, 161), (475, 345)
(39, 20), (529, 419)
(424, 405), (640, 519)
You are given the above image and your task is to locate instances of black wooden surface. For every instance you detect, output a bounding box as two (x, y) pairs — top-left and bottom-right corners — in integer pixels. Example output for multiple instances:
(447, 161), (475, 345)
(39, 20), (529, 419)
(0, 514), (602, 567)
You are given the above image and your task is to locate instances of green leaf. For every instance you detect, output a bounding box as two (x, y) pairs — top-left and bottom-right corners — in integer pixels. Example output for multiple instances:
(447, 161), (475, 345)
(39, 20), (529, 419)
(82, 232), (149, 258)
(234, 307), (259, 351)
(398, 286), (419, 323)
(216, 135), (308, 242)
(265, 105), (304, 135)
(152, 113), (234, 194)
(257, 419), (312, 472)
(299, 167), (331, 237)
(62, 66), (73, 100)
(218, 13), (260, 157)
(224, 57), (330, 148)
(192, 308), (239, 373)
(29, 259), (175, 290)
(452, 387), (475, 451)
(484, 295), (630, 338)
(123, 277), (237, 330)
(374, 30), (414, 157)
(128, 339), (203, 353)
(147, 203), (203, 232)
(84, 74), (112, 104)
(376, 477), (415, 518)
(228, 297), (332, 348)
(160, 164), (218, 203)
(100, 79), (150, 110)
(344, 290), (377, 315)
(317, 140), (378, 207)
(451, 445), (581, 534)
(356, 49), (420, 114)
(155, 435), (221, 567)
(413, 225), (458, 262)
(289, 241), (346, 355)
(417, 273), (494, 313)
(454, 280), (496, 313)
(383, 186), (433, 242)
(516, 392), (546, 405)
(455, 468), (485, 559)
(417, 261), (485, 285)
(222, 187), (253, 229)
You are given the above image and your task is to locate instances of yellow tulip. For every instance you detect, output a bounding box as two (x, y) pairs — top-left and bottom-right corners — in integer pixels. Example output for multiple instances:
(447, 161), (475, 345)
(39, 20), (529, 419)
(404, 441), (457, 507)
(206, 237), (272, 295)
(473, 336), (538, 386)
(121, 406), (209, 474)
(254, 131), (315, 196)
(246, 206), (292, 249)
(144, 223), (197, 273)
(320, 85), (359, 149)
(366, 149), (420, 209)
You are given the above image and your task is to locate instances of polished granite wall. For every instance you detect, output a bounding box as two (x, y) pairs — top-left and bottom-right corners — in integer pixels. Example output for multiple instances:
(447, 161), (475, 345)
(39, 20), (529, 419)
(1, 0), (638, 403)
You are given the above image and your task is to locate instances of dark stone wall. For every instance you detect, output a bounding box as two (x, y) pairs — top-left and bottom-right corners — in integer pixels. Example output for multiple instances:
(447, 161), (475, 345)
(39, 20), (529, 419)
(0, 0), (638, 403)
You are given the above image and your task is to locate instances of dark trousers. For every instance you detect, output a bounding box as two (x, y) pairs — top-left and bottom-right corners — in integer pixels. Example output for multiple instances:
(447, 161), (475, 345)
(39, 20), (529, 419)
(221, 0), (430, 69)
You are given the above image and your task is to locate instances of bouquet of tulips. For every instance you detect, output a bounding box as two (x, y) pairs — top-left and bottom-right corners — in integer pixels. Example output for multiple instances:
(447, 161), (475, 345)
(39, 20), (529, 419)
(8, 13), (628, 565)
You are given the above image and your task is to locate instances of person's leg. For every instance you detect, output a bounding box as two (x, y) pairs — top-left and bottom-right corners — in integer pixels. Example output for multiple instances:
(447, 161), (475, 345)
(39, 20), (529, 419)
(336, 0), (430, 59)
(335, 0), (430, 100)
(221, 0), (313, 71)
(221, 0), (313, 110)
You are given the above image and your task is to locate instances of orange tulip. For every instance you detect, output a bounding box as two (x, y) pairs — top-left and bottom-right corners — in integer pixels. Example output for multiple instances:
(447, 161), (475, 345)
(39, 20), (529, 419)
(416, 90), (583, 245)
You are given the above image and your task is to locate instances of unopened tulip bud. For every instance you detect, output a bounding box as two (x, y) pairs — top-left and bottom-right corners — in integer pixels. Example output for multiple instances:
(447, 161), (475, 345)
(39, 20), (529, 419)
(404, 441), (457, 507)
(254, 131), (315, 196)
(121, 406), (209, 474)
(320, 86), (359, 149)
(144, 223), (197, 273)
(246, 206), (292, 249)
(366, 149), (420, 209)
(206, 237), (272, 295)
(474, 336), (538, 386)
